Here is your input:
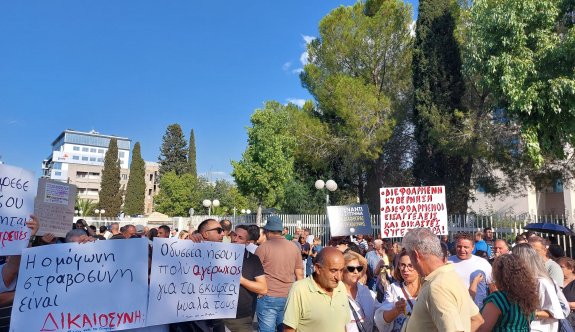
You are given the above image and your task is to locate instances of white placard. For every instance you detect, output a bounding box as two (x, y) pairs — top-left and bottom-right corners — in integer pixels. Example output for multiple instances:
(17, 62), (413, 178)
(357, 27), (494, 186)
(380, 186), (448, 238)
(10, 239), (149, 331)
(34, 178), (77, 237)
(0, 164), (36, 255)
(146, 239), (244, 326)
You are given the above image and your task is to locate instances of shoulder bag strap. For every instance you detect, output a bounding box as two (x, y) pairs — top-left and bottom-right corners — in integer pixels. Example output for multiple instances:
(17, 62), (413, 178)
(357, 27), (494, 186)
(400, 284), (415, 312)
(348, 298), (368, 332)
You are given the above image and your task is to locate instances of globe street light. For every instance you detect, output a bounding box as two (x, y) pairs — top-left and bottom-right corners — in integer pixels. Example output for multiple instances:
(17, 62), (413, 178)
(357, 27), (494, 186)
(202, 199), (220, 216)
(95, 209), (105, 220)
(315, 179), (338, 206)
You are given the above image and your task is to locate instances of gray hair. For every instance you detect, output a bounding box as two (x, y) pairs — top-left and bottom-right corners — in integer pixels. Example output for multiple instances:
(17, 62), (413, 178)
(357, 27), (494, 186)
(511, 243), (551, 282)
(65, 229), (87, 243)
(373, 239), (383, 249)
(401, 228), (444, 258)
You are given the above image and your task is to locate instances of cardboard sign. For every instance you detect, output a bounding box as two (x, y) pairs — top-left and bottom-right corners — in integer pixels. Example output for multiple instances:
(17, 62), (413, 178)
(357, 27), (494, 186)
(380, 186), (448, 238)
(34, 178), (77, 237)
(10, 239), (149, 332)
(327, 204), (372, 236)
(0, 164), (37, 255)
(147, 239), (244, 326)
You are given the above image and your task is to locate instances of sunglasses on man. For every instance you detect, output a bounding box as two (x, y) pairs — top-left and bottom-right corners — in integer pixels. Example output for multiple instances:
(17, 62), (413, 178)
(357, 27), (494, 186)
(205, 227), (224, 234)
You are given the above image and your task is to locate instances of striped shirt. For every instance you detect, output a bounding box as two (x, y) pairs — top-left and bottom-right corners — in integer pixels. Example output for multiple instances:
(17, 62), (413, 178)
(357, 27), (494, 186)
(481, 291), (532, 331)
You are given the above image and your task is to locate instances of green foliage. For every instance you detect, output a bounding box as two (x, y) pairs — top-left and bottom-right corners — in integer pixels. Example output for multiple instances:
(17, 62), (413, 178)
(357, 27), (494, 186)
(412, 0), (473, 213)
(75, 198), (96, 217)
(154, 171), (197, 217)
(99, 138), (122, 217)
(299, 0), (414, 211)
(466, 0), (575, 165)
(187, 129), (197, 178)
(158, 124), (188, 176)
(123, 142), (146, 215)
(231, 101), (297, 212)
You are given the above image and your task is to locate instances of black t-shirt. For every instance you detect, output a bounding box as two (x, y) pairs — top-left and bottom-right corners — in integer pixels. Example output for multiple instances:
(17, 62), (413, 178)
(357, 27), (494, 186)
(301, 243), (310, 260)
(236, 250), (265, 318)
(563, 279), (575, 302)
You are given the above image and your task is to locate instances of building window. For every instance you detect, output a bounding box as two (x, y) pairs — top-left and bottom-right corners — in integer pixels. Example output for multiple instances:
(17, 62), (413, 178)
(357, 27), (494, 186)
(98, 149), (104, 154)
(72, 155), (80, 160)
(54, 171), (61, 176)
(149, 174), (153, 182)
(121, 174), (128, 180)
(119, 151), (125, 158)
(90, 148), (96, 153)
(82, 147), (89, 152)
(89, 157), (96, 161)
(73, 146), (80, 151)
(82, 156), (88, 161)
(53, 162), (62, 170)
(97, 158), (103, 162)
(554, 179), (564, 193)
(148, 189), (152, 196)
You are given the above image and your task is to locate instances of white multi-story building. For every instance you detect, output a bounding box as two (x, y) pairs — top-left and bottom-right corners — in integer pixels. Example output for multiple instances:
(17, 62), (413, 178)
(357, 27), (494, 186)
(42, 129), (131, 202)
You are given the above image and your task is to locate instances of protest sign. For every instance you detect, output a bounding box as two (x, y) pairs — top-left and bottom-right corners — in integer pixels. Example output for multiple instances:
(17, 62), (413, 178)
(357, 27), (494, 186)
(10, 239), (149, 332)
(327, 204), (372, 236)
(380, 186), (448, 238)
(147, 239), (244, 326)
(34, 178), (77, 237)
(0, 164), (36, 255)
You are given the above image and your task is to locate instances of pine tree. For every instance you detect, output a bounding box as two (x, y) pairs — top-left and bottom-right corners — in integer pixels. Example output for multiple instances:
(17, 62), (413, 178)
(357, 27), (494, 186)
(123, 142), (146, 215)
(99, 138), (122, 217)
(412, 0), (472, 213)
(187, 129), (197, 178)
(158, 124), (188, 176)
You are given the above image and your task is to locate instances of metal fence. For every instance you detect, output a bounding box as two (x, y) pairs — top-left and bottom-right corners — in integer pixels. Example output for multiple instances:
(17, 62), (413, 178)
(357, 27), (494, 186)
(79, 213), (574, 257)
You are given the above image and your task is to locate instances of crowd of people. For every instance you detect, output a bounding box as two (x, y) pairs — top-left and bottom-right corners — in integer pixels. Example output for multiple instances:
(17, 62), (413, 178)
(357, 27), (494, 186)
(2, 216), (575, 332)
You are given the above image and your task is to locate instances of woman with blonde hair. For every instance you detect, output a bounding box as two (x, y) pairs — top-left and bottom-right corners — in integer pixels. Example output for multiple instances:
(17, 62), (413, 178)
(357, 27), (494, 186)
(512, 243), (566, 332)
(477, 253), (538, 331)
(342, 250), (378, 332)
(374, 250), (422, 332)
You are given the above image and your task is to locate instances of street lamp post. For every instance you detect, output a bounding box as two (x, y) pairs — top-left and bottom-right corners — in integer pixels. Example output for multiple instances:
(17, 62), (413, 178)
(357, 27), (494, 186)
(94, 209), (105, 220)
(202, 199), (220, 216)
(315, 179), (338, 206)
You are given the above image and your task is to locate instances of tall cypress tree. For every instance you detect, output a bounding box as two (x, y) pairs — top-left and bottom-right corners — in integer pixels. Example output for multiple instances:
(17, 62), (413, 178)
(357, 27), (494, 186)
(124, 142), (146, 215)
(187, 129), (197, 178)
(99, 138), (122, 217)
(158, 124), (188, 176)
(412, 0), (472, 213)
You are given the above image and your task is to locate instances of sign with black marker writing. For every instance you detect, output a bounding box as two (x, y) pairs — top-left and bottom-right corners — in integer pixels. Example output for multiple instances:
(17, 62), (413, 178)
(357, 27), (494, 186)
(34, 178), (77, 238)
(146, 239), (244, 326)
(327, 204), (372, 236)
(10, 239), (149, 331)
(0, 164), (36, 255)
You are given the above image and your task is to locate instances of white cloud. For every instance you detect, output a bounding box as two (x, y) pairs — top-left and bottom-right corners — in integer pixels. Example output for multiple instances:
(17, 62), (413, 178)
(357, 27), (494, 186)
(282, 62), (292, 71)
(409, 20), (416, 37)
(291, 68), (303, 74)
(302, 35), (315, 44)
(300, 51), (309, 66)
(286, 98), (306, 107)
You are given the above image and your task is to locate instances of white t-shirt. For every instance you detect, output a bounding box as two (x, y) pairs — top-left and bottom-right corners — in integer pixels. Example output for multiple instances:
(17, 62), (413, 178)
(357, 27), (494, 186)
(531, 277), (563, 332)
(346, 283), (379, 332)
(375, 282), (417, 332)
(448, 255), (492, 308)
(0, 264), (16, 293)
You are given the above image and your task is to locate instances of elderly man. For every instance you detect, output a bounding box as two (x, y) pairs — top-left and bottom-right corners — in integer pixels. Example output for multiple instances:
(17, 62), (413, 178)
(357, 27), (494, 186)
(402, 228), (483, 332)
(255, 216), (303, 332)
(493, 239), (509, 257)
(365, 239), (385, 289)
(283, 247), (349, 332)
(224, 225), (267, 332)
(528, 235), (564, 286)
(449, 233), (493, 309)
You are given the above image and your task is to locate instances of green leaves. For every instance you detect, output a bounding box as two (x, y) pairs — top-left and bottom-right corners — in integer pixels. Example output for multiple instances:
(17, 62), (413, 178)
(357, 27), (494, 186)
(99, 138), (122, 217)
(124, 142), (146, 215)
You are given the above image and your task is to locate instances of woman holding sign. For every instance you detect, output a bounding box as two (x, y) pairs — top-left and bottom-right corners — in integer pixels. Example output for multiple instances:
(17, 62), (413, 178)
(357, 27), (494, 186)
(374, 250), (422, 332)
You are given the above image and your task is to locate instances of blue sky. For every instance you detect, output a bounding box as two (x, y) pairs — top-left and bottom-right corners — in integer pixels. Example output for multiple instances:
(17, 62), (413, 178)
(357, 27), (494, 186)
(0, 1), (416, 181)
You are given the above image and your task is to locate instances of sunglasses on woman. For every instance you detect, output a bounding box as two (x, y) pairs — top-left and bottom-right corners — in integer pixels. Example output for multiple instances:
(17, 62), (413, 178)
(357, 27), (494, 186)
(346, 265), (364, 273)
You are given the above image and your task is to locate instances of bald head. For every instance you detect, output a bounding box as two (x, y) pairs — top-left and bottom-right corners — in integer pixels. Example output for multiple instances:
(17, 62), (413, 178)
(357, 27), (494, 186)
(315, 246), (344, 266)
